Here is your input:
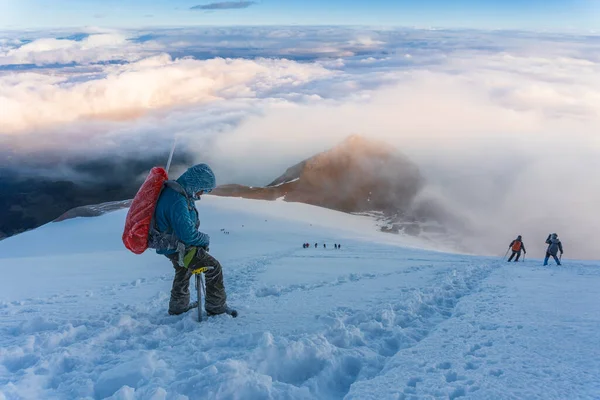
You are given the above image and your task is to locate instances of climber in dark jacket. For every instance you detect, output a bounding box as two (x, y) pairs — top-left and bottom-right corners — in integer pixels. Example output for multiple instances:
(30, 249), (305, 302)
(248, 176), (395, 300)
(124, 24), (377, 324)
(544, 233), (563, 266)
(507, 235), (526, 262)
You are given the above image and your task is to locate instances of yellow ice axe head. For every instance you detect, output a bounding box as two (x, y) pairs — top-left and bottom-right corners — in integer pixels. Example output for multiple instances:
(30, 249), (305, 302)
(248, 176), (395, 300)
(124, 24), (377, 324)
(191, 266), (214, 275)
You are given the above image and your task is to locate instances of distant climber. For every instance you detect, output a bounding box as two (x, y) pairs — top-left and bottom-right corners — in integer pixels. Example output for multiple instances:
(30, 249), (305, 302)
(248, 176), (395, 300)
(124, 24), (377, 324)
(544, 233), (563, 266)
(323, 243), (326, 249)
(315, 243), (318, 248)
(153, 164), (236, 317)
(507, 235), (526, 262)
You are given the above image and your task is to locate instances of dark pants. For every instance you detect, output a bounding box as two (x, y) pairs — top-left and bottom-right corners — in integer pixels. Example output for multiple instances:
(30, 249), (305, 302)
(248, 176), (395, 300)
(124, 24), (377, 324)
(544, 252), (561, 266)
(167, 248), (227, 315)
(508, 250), (522, 262)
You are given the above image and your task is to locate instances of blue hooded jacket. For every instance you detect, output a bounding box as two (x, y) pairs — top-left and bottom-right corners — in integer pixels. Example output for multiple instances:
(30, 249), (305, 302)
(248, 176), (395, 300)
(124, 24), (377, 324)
(153, 164), (216, 254)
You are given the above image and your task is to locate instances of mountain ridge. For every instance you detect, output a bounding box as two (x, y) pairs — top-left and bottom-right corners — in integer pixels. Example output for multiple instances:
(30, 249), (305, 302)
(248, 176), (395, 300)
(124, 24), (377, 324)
(212, 134), (423, 215)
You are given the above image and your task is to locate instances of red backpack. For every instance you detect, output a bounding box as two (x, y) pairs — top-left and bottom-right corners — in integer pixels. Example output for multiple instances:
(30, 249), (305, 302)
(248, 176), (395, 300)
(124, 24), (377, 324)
(122, 167), (169, 254)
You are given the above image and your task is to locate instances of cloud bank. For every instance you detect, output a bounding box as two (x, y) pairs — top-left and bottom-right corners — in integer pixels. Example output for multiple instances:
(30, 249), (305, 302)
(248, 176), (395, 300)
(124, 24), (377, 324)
(0, 32), (161, 66)
(1, 27), (599, 258)
(0, 55), (331, 134)
(190, 1), (256, 11)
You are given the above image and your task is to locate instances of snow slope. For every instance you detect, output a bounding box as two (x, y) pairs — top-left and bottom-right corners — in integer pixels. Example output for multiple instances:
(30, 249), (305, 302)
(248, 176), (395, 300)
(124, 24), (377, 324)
(1, 196), (599, 400)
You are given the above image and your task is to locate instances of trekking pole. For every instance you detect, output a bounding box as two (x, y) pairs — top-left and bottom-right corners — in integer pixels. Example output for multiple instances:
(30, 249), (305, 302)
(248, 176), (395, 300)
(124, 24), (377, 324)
(503, 248), (510, 260)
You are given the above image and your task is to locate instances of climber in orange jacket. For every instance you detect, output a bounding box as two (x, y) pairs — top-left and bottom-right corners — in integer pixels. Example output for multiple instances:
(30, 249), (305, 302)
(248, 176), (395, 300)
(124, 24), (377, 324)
(508, 235), (526, 262)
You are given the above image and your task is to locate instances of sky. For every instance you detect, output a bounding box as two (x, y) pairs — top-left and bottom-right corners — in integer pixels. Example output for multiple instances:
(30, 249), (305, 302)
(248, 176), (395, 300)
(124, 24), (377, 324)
(0, 0), (598, 31)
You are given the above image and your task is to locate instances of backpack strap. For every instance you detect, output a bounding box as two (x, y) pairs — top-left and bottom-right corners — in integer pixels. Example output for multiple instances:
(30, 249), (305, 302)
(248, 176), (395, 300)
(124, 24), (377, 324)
(164, 180), (195, 211)
(164, 180), (187, 196)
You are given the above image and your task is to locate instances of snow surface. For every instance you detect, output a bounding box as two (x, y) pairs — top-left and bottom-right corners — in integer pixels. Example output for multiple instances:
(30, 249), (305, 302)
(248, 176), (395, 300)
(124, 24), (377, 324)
(1, 196), (599, 400)
(267, 178), (300, 188)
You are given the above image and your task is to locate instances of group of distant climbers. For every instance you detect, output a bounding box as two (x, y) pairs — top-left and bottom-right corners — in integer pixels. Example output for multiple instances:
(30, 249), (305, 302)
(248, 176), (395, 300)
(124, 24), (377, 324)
(507, 233), (564, 266)
(302, 243), (342, 249)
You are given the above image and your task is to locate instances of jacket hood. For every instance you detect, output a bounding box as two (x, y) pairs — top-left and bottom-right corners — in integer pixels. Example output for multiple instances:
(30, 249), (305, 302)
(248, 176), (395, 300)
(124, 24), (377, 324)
(176, 164), (216, 198)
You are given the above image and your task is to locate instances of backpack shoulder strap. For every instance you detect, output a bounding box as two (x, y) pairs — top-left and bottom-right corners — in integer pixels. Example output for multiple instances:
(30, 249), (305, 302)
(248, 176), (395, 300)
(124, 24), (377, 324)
(164, 180), (195, 210)
(164, 180), (188, 197)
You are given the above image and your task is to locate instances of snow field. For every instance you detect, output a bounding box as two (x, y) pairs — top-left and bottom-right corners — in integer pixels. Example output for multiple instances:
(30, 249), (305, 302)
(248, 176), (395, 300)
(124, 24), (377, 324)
(1, 196), (599, 399)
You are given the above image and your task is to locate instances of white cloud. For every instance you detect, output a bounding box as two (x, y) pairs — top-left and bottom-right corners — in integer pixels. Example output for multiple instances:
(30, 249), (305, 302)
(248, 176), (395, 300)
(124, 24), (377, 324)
(0, 55), (333, 133)
(0, 33), (163, 66)
(348, 36), (385, 48)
